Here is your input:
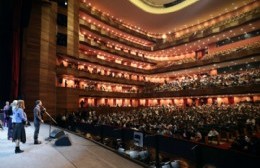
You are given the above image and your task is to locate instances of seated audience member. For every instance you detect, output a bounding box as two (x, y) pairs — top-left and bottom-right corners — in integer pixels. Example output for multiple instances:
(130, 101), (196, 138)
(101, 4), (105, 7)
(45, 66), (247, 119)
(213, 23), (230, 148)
(192, 130), (202, 142)
(207, 128), (219, 142)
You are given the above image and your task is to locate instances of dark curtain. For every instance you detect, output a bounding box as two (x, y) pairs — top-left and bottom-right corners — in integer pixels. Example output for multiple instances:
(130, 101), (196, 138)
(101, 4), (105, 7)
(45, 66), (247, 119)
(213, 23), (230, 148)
(11, 0), (23, 100)
(0, 0), (14, 106)
(11, 31), (21, 100)
(0, 0), (31, 105)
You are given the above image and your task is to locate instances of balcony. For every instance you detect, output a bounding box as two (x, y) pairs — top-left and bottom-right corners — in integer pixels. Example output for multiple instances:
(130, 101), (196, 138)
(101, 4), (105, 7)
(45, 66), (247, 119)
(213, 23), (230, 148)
(152, 46), (260, 74)
(56, 66), (147, 86)
(57, 84), (260, 99)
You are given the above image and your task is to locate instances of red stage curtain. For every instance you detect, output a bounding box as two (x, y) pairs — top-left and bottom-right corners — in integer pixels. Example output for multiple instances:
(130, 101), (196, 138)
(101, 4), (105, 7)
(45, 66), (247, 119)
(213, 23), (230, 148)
(11, 0), (23, 99)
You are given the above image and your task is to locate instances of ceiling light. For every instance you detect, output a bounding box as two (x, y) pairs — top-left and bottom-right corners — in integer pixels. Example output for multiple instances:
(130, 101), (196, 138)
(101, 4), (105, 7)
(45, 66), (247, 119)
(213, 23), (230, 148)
(129, 0), (199, 14)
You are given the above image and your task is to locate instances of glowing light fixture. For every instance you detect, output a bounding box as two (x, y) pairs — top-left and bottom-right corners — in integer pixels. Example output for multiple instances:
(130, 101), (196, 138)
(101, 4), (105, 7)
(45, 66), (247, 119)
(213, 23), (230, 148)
(129, 0), (199, 14)
(162, 34), (167, 39)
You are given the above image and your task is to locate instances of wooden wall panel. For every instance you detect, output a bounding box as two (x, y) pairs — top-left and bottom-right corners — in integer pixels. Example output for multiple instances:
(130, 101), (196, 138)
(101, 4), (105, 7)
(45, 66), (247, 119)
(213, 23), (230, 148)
(21, 1), (57, 119)
(39, 2), (57, 119)
(56, 87), (79, 113)
(21, 1), (41, 119)
(55, 0), (81, 114)
(67, 0), (79, 57)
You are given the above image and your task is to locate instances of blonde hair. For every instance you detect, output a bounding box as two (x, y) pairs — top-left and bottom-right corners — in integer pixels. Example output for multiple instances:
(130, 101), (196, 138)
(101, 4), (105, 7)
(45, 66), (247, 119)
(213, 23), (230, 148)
(16, 100), (25, 110)
(11, 100), (18, 107)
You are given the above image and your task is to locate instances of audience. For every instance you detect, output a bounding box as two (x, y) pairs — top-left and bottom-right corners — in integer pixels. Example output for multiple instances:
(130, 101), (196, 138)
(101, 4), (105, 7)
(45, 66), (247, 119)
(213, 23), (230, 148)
(59, 102), (260, 156)
(144, 69), (260, 93)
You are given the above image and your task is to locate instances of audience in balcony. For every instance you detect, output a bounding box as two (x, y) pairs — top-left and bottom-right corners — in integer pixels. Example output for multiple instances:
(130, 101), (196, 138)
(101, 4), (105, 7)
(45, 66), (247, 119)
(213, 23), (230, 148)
(57, 41), (259, 87)
(202, 42), (260, 61)
(162, 41), (259, 68)
(144, 69), (260, 93)
(59, 60), (148, 83)
(58, 67), (259, 94)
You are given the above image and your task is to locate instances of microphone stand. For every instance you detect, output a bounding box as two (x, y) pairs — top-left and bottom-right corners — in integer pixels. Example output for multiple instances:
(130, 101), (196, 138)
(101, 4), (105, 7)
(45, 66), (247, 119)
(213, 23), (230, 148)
(44, 111), (58, 141)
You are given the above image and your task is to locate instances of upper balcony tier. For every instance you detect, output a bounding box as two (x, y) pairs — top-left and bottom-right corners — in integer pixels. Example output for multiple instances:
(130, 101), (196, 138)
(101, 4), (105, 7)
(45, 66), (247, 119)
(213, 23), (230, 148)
(79, 1), (259, 50)
(57, 41), (260, 76)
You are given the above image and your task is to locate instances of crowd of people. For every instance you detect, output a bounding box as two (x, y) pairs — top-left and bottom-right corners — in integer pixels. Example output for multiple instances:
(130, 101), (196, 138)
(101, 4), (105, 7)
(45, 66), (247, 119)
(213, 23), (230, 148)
(59, 102), (260, 155)
(202, 41), (260, 61)
(144, 68), (260, 92)
(58, 67), (259, 95)
(0, 100), (28, 153)
(58, 57), (148, 82)
(0, 99), (46, 154)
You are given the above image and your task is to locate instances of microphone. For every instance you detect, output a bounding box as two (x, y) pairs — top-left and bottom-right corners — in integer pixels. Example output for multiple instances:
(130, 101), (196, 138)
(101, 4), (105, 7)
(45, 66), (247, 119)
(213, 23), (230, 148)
(41, 106), (46, 113)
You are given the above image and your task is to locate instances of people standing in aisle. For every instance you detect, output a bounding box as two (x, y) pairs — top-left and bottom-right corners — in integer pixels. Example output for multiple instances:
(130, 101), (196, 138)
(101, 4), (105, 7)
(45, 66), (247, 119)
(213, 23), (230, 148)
(12, 100), (27, 154)
(33, 100), (45, 144)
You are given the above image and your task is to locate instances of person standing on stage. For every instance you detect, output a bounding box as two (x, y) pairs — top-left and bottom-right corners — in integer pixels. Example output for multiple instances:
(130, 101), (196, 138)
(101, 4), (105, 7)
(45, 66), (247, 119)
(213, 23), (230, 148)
(12, 100), (27, 154)
(3, 101), (10, 127)
(7, 100), (18, 140)
(33, 100), (45, 144)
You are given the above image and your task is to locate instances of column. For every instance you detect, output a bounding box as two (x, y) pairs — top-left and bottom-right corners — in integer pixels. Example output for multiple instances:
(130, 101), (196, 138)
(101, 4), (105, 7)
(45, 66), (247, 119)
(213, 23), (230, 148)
(21, 0), (57, 118)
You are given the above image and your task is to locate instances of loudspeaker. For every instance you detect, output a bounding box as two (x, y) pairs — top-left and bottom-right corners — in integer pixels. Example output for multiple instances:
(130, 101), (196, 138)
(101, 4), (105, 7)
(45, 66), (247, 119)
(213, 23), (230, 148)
(50, 129), (65, 139)
(55, 134), (71, 146)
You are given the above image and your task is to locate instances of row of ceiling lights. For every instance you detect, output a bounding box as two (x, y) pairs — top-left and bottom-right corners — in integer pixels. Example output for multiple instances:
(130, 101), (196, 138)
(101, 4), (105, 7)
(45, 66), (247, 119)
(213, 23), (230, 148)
(80, 5), (257, 59)
(81, 24), (257, 61)
(61, 61), (147, 82)
(152, 24), (257, 57)
(81, 0), (257, 39)
(79, 46), (150, 69)
(80, 15), (153, 47)
(62, 76), (138, 88)
(80, 28), (156, 61)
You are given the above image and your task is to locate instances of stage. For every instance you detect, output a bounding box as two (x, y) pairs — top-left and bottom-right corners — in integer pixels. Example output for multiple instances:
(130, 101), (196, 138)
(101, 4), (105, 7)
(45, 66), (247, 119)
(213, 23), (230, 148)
(0, 123), (142, 168)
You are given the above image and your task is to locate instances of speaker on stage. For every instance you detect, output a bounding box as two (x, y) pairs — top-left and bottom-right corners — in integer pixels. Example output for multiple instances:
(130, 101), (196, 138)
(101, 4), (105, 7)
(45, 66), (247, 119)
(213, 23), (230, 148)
(55, 134), (71, 146)
(50, 129), (65, 139)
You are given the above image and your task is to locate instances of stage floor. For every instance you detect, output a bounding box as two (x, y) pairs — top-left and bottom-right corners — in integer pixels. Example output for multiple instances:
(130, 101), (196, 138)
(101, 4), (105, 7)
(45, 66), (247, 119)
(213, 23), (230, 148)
(0, 123), (142, 168)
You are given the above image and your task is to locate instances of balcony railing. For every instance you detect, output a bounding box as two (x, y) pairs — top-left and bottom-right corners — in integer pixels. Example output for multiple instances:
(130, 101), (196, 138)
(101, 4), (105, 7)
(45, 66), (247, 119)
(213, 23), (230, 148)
(57, 84), (260, 99)
(56, 66), (148, 86)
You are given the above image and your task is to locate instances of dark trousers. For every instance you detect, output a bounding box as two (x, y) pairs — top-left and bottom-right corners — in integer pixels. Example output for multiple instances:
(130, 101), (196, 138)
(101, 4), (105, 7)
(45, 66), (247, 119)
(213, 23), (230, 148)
(34, 122), (40, 141)
(7, 119), (13, 139)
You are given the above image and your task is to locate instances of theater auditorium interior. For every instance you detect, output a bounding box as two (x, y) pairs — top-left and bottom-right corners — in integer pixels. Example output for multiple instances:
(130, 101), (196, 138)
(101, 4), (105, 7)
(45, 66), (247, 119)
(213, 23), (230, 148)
(0, 0), (260, 167)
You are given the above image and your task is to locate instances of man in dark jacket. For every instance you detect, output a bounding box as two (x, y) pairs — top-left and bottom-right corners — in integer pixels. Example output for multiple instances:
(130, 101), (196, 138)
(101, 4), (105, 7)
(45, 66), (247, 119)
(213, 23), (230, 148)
(33, 100), (45, 144)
